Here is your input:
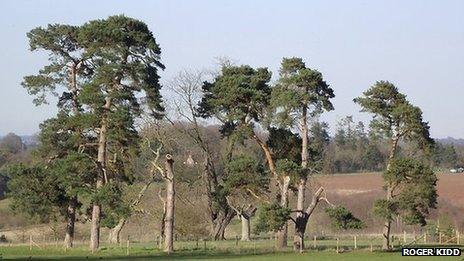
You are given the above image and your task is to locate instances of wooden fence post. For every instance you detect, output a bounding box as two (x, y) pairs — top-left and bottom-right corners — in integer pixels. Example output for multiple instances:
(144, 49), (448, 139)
(354, 235), (357, 249)
(203, 239), (207, 251)
(336, 238), (339, 253)
(126, 235), (130, 256)
(29, 235), (32, 251)
(370, 240), (373, 252)
(439, 232), (442, 244)
(235, 235), (239, 246)
(403, 231), (406, 243)
(313, 236), (316, 249)
(457, 230), (460, 245)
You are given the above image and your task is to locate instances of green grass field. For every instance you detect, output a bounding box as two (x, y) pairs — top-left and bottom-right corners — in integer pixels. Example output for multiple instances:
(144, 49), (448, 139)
(1, 239), (463, 260)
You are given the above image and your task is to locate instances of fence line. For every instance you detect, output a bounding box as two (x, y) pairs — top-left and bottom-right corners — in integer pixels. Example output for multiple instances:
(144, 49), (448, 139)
(4, 231), (462, 253)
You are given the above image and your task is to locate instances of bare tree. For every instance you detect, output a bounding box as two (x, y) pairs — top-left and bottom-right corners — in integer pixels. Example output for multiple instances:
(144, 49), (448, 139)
(147, 141), (175, 254)
(166, 69), (236, 240)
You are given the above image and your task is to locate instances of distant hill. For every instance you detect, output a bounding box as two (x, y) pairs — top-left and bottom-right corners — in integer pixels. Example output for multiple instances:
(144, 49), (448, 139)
(436, 137), (464, 146)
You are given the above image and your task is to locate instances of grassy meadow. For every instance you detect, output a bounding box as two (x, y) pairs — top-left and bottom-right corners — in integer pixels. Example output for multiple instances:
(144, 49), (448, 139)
(1, 238), (463, 260)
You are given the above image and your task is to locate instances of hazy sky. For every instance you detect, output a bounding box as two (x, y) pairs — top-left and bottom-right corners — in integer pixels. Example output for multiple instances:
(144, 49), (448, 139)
(0, 0), (463, 138)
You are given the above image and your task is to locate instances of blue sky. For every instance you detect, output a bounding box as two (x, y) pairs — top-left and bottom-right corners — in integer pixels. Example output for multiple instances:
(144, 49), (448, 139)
(0, 0), (463, 138)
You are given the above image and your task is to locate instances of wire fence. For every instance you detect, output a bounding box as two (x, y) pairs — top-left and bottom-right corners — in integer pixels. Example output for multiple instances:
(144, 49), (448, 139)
(1, 231), (462, 254)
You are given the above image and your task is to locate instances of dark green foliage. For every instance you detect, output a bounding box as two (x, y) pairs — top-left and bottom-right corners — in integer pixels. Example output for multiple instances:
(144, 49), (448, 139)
(271, 57), (334, 126)
(267, 127), (301, 164)
(374, 158), (437, 226)
(51, 152), (96, 196)
(22, 24), (83, 106)
(197, 65), (272, 126)
(308, 121), (330, 168)
(325, 206), (365, 230)
(373, 199), (398, 221)
(254, 202), (292, 233)
(6, 164), (64, 222)
(92, 183), (131, 228)
(20, 15), (165, 234)
(275, 159), (303, 185)
(224, 155), (268, 195)
(354, 81), (434, 152)
(6, 148), (96, 224)
(78, 15), (165, 119)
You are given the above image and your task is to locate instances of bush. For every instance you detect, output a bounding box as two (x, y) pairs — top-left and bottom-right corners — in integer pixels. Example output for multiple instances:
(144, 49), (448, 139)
(0, 234), (8, 243)
(325, 206), (365, 230)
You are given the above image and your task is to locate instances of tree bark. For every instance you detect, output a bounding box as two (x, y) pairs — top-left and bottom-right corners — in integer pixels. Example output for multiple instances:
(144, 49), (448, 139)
(108, 218), (126, 244)
(90, 96), (111, 252)
(253, 135), (277, 177)
(240, 214), (251, 241)
(294, 177), (307, 252)
(294, 106), (309, 252)
(90, 183), (101, 252)
(212, 209), (235, 240)
(236, 206), (256, 241)
(158, 188), (167, 245)
(64, 63), (80, 250)
(295, 187), (325, 252)
(64, 196), (77, 248)
(294, 218), (307, 252)
(382, 134), (399, 250)
(164, 155), (175, 254)
(90, 179), (102, 252)
(382, 187), (393, 250)
(275, 176), (290, 249)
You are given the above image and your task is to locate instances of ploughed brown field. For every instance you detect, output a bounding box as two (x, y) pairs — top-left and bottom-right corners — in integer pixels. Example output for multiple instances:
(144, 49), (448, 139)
(314, 172), (464, 207)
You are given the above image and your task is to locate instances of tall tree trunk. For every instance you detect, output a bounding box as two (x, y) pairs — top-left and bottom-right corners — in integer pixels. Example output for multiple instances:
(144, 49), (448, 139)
(64, 196), (77, 248)
(382, 134), (399, 250)
(294, 177), (307, 252)
(294, 106), (309, 252)
(212, 209), (235, 240)
(238, 206), (256, 241)
(276, 226), (288, 249)
(64, 63), (80, 250)
(276, 176), (290, 249)
(159, 188), (167, 245)
(382, 187), (393, 250)
(164, 155), (175, 254)
(294, 215), (307, 253)
(294, 187), (325, 252)
(90, 96), (111, 252)
(108, 218), (126, 244)
(240, 214), (251, 241)
(90, 179), (102, 252)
